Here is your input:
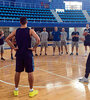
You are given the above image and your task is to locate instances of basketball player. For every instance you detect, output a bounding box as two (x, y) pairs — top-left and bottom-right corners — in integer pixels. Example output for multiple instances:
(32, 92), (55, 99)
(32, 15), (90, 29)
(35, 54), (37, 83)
(52, 27), (61, 56)
(6, 17), (40, 97)
(0, 30), (5, 61)
(83, 24), (90, 56)
(70, 27), (79, 56)
(79, 38), (90, 83)
(40, 27), (48, 55)
(61, 28), (68, 54)
(31, 27), (38, 56)
(11, 36), (16, 60)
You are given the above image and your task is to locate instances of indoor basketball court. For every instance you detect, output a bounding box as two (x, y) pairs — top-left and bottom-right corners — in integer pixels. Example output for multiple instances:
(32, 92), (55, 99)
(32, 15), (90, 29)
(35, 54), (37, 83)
(0, 43), (90, 100)
(0, 0), (90, 100)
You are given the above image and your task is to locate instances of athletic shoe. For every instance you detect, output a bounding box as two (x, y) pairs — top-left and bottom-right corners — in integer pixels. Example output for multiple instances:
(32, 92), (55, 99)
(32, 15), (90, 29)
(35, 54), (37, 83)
(61, 52), (63, 55)
(66, 52), (68, 54)
(45, 53), (47, 55)
(29, 89), (38, 98)
(35, 54), (38, 56)
(76, 53), (78, 56)
(70, 53), (73, 55)
(40, 53), (42, 56)
(1, 58), (5, 61)
(11, 56), (14, 60)
(79, 77), (89, 83)
(84, 52), (87, 57)
(14, 90), (19, 96)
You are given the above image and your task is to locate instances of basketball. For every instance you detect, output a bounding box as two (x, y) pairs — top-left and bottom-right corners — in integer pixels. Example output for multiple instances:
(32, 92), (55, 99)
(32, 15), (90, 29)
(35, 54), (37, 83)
(83, 32), (88, 36)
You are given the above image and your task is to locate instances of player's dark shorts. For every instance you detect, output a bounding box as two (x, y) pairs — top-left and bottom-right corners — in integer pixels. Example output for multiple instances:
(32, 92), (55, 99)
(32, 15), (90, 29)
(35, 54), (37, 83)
(11, 44), (17, 49)
(0, 45), (4, 53)
(14, 44), (17, 47)
(16, 53), (34, 73)
(84, 41), (90, 46)
(86, 53), (90, 74)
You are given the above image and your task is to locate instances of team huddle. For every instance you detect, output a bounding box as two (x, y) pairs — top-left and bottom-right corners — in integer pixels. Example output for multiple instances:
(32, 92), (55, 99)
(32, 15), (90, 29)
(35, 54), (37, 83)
(0, 17), (90, 98)
(31, 25), (90, 57)
(0, 24), (90, 60)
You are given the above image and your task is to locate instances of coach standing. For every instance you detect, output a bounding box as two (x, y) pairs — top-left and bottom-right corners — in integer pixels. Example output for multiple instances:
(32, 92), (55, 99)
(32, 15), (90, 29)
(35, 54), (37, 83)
(52, 27), (61, 56)
(0, 30), (5, 60)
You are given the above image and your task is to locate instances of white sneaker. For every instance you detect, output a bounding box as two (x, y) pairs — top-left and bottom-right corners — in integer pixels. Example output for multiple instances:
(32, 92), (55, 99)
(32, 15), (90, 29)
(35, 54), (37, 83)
(84, 52), (88, 57)
(79, 77), (89, 83)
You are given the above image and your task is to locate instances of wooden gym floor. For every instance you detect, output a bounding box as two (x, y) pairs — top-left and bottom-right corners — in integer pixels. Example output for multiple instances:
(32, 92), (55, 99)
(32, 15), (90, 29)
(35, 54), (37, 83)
(0, 43), (90, 100)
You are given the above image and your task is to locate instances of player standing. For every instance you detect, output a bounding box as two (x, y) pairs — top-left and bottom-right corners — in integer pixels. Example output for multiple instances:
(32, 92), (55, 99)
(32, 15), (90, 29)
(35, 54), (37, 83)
(40, 27), (48, 55)
(70, 27), (79, 56)
(83, 24), (90, 56)
(61, 28), (68, 55)
(0, 30), (5, 61)
(6, 17), (40, 97)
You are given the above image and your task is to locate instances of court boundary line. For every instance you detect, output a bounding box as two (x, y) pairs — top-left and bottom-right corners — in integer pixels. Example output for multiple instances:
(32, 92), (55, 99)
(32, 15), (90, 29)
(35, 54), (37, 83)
(0, 64), (14, 70)
(0, 79), (77, 88)
(0, 61), (89, 88)
(0, 61), (85, 70)
(0, 64), (74, 88)
(36, 67), (72, 81)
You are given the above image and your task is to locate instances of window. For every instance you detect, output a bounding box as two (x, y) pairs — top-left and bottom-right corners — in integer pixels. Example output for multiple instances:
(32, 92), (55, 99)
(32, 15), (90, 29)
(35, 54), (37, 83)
(64, 1), (82, 10)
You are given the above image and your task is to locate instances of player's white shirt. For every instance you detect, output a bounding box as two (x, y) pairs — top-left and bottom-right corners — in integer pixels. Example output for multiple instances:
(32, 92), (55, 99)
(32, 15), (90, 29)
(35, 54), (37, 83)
(40, 31), (48, 42)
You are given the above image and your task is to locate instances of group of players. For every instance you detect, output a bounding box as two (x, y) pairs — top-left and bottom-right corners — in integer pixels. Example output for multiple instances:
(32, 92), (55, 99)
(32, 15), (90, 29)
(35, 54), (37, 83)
(0, 17), (90, 97)
(0, 24), (90, 61)
(27, 25), (90, 57)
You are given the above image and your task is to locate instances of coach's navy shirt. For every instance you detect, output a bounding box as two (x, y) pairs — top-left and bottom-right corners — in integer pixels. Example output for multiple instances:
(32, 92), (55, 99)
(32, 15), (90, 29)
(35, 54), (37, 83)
(0, 34), (4, 45)
(52, 31), (61, 41)
(84, 28), (90, 41)
(71, 31), (79, 42)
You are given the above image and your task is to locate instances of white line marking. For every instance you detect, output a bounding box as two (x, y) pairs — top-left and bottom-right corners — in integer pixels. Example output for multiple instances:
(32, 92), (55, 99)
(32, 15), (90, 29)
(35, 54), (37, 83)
(0, 79), (77, 88)
(0, 64), (14, 70)
(0, 61), (89, 88)
(0, 63), (73, 88)
(36, 67), (72, 81)
(0, 80), (45, 88)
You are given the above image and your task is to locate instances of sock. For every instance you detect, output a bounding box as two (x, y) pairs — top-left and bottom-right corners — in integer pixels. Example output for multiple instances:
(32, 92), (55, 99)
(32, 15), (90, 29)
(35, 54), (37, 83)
(15, 88), (18, 91)
(85, 51), (87, 53)
(30, 88), (33, 92)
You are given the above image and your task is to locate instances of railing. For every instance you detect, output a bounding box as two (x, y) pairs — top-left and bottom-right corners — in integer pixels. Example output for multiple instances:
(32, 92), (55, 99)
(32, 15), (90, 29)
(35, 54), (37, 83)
(0, 19), (57, 23)
(0, 0), (50, 9)
(65, 5), (82, 10)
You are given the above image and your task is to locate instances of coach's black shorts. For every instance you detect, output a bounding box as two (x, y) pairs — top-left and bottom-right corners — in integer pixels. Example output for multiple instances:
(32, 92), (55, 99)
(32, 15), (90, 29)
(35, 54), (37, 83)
(84, 41), (90, 46)
(16, 53), (34, 73)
